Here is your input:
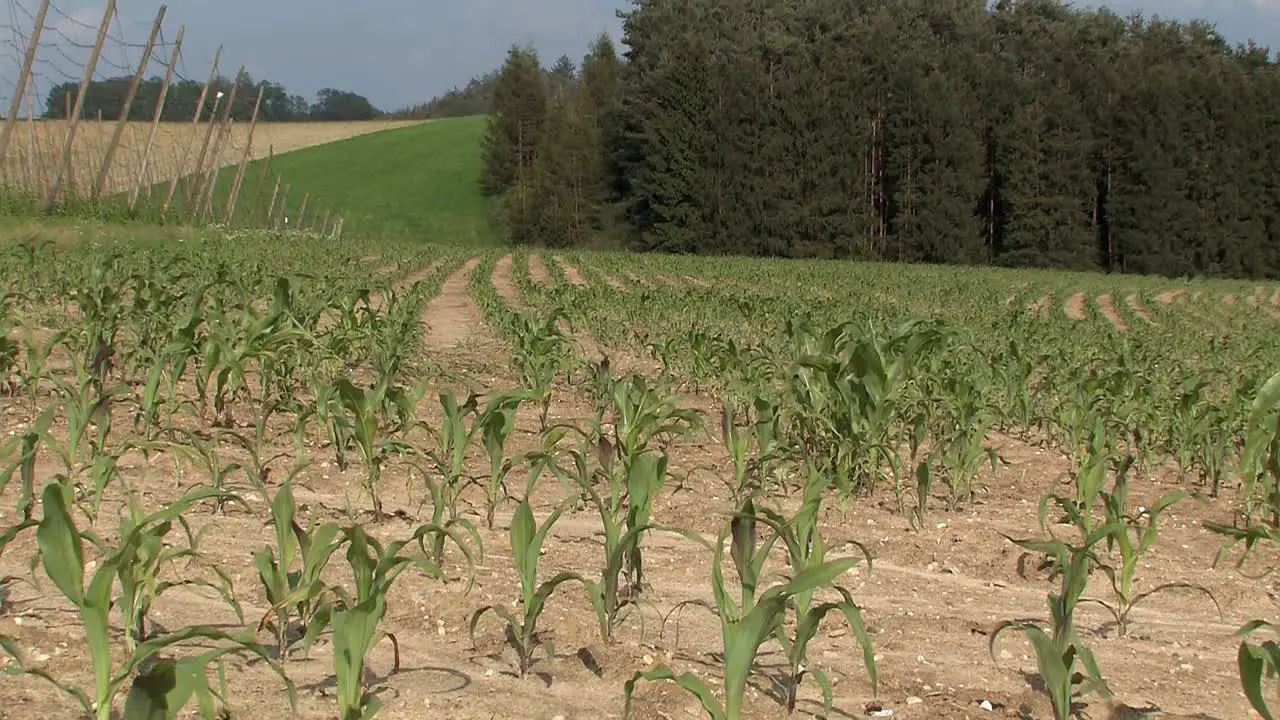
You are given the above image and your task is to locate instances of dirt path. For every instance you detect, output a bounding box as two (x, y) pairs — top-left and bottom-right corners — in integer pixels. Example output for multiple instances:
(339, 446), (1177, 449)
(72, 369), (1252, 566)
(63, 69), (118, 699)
(526, 254), (551, 287)
(366, 259), (442, 313)
(1027, 295), (1050, 318)
(1096, 295), (1127, 332)
(491, 254), (522, 308)
(422, 258), (484, 351)
(1155, 289), (1185, 305)
(395, 259), (443, 290)
(625, 271), (651, 288)
(553, 255), (587, 287)
(603, 275), (626, 290)
(1273, 286), (1280, 307)
(682, 275), (710, 288)
(1064, 292), (1086, 320)
(1222, 293), (1237, 306)
(1125, 294), (1156, 325)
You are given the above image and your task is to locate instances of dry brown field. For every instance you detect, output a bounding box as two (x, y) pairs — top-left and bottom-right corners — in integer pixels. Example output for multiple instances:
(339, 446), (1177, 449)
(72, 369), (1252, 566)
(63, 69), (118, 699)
(0, 119), (425, 197)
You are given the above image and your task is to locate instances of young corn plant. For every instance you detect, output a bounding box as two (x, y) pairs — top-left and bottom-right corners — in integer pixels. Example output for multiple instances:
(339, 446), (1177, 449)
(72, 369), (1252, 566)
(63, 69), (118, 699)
(254, 480), (345, 661)
(992, 525), (1118, 720)
(545, 438), (707, 643)
(2, 482), (293, 720)
(469, 497), (588, 677)
(762, 468), (877, 714)
(1088, 467), (1219, 637)
(629, 500), (868, 720)
(1206, 369), (1280, 718)
(605, 374), (702, 593)
(37, 352), (129, 518)
(718, 396), (781, 504)
(332, 377), (421, 520)
(509, 309), (573, 430)
(475, 390), (532, 529)
(102, 485), (245, 655)
(330, 522), (475, 720)
(422, 390), (525, 560)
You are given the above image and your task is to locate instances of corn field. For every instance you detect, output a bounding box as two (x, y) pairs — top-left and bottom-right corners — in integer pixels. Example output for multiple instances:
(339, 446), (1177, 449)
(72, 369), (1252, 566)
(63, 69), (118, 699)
(1, 230), (1279, 719)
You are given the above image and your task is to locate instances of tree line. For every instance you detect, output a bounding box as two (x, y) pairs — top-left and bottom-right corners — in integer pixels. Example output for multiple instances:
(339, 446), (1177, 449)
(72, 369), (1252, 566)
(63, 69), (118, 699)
(481, 0), (1280, 279)
(44, 73), (382, 122)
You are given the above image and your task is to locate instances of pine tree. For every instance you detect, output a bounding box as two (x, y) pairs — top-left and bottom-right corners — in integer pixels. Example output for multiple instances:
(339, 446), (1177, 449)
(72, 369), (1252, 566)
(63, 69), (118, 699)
(481, 45), (548, 196)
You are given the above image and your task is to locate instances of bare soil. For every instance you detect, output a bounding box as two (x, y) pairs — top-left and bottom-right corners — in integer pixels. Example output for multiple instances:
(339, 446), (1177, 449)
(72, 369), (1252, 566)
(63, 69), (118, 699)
(1126, 294), (1156, 325)
(553, 256), (587, 287)
(1027, 295), (1050, 318)
(1064, 292), (1086, 320)
(492, 254), (522, 307)
(422, 258), (484, 351)
(1156, 290), (1186, 306)
(527, 255), (551, 287)
(0, 282), (1266, 720)
(625, 272), (652, 288)
(1096, 294), (1127, 332)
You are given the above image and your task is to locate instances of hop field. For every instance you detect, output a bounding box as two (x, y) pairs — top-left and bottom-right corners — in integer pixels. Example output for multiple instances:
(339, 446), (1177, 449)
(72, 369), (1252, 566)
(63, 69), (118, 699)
(1, 228), (1279, 719)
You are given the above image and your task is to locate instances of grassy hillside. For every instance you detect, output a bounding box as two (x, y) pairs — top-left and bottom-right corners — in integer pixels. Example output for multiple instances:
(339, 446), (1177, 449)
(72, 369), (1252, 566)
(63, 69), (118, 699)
(164, 116), (499, 247)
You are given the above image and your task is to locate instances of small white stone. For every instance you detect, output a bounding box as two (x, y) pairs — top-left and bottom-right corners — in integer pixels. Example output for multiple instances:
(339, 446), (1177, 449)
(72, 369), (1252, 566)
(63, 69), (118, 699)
(642, 654), (653, 665)
(980, 700), (994, 711)
(906, 696), (923, 706)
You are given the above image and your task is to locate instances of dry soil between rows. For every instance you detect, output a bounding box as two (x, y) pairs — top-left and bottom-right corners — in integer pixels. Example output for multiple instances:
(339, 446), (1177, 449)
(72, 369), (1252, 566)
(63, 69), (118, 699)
(423, 258), (484, 351)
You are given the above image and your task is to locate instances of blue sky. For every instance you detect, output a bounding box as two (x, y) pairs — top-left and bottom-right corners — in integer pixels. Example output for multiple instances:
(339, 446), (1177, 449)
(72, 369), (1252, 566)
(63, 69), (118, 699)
(4, 0), (1279, 112)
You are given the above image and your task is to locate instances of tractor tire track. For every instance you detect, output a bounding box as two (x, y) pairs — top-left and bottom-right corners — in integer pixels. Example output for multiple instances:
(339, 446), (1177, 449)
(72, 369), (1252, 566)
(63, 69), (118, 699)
(1096, 294), (1127, 332)
(422, 258), (484, 351)
(1125, 294), (1156, 325)
(526, 254), (550, 287)
(1064, 292), (1086, 320)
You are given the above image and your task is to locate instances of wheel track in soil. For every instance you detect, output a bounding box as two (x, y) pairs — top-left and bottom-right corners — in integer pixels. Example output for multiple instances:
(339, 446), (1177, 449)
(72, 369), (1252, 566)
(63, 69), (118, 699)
(1125, 294), (1156, 325)
(491, 254), (522, 308)
(553, 255), (587, 287)
(544, 256), (605, 362)
(1096, 294), (1127, 332)
(1064, 292), (1086, 320)
(422, 257), (486, 352)
(526, 254), (551, 287)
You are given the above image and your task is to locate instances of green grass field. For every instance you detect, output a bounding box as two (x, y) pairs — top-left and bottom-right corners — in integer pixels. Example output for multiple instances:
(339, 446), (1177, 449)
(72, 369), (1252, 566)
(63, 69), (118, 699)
(158, 116), (499, 247)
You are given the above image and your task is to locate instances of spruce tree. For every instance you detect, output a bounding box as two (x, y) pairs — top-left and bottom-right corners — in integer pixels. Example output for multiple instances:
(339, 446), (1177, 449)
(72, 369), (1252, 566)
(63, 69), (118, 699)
(481, 45), (548, 196)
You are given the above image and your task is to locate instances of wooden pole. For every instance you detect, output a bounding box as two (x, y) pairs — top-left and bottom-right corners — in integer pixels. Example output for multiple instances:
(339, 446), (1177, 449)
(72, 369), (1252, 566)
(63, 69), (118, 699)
(320, 209), (331, 236)
(0, 0), (49, 172)
(333, 216), (343, 240)
(274, 183), (289, 229)
(265, 174), (280, 227)
(253, 146), (273, 223)
(25, 91), (39, 193)
(44, 0), (115, 213)
(295, 192), (309, 230)
(130, 24), (183, 214)
(181, 93), (220, 217)
(224, 83), (265, 224)
(161, 44), (220, 219)
(63, 92), (74, 197)
(94, 4), (166, 200)
(192, 65), (243, 218)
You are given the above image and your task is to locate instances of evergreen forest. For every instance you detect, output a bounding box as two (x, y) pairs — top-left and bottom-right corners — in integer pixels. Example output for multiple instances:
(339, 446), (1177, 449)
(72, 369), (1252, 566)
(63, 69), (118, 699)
(480, 0), (1280, 279)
